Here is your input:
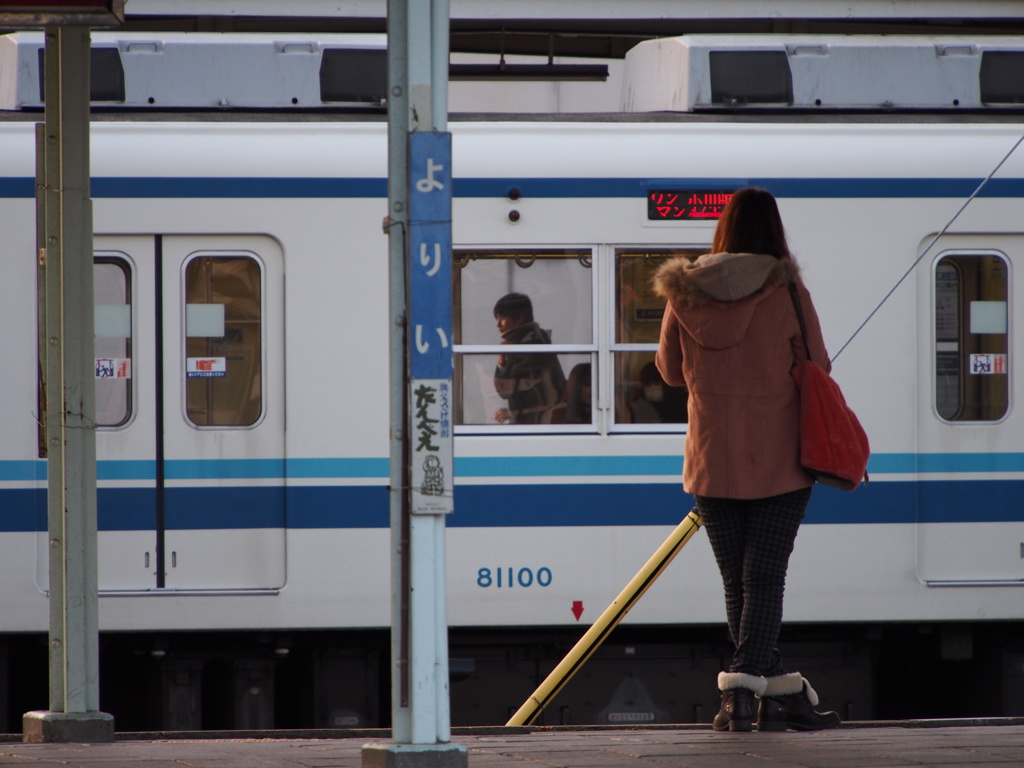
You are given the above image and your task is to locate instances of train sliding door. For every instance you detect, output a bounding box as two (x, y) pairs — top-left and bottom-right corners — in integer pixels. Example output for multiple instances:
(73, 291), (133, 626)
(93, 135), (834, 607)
(916, 233), (1021, 584)
(160, 236), (285, 590)
(89, 234), (285, 592)
(91, 236), (158, 592)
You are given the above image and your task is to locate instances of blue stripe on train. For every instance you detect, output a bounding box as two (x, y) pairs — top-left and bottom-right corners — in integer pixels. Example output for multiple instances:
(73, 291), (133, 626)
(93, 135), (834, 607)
(27, 456), (396, 481)
(1, 177), (1023, 200)
(0, 480), (1021, 532)
(12, 452), (1024, 482)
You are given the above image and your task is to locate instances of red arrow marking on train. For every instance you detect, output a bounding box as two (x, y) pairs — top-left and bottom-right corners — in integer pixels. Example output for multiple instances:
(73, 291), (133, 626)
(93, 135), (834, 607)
(571, 601), (584, 621)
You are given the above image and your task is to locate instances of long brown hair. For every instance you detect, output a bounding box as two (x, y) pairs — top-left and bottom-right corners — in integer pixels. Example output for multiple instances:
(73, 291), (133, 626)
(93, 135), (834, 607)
(711, 187), (791, 260)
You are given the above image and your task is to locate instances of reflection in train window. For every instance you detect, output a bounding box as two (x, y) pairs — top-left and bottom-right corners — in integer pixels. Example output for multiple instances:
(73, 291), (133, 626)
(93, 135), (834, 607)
(184, 254), (263, 427)
(614, 250), (693, 427)
(934, 252), (1009, 422)
(452, 250), (594, 427)
(94, 256), (133, 428)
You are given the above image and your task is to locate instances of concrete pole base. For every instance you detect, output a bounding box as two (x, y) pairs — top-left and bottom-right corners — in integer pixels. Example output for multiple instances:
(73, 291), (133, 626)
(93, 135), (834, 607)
(22, 711), (115, 743)
(362, 742), (468, 768)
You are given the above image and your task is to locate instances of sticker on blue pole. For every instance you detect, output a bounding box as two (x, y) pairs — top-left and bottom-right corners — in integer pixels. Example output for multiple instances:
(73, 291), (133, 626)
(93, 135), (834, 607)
(410, 378), (453, 515)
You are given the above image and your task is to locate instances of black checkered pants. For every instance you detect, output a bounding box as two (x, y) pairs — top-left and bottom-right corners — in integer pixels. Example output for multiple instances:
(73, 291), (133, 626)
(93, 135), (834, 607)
(695, 487), (812, 678)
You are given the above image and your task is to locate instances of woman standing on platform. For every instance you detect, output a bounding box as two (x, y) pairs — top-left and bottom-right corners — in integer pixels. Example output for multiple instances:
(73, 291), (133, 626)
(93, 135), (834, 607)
(653, 187), (841, 732)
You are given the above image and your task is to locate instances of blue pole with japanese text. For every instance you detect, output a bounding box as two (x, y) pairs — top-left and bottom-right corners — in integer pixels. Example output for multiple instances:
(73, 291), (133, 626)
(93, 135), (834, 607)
(408, 132), (454, 515)
(376, 1), (463, 762)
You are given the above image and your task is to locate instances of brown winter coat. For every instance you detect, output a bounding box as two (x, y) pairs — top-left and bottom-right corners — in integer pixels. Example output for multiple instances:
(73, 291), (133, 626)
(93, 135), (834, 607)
(654, 252), (830, 499)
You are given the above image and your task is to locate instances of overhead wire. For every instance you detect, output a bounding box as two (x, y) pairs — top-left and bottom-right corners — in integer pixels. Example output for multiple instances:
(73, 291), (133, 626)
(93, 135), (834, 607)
(830, 131), (1024, 364)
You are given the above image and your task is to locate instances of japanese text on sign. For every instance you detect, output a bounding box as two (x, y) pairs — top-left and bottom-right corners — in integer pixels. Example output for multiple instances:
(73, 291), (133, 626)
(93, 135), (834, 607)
(408, 131), (453, 380)
(647, 190), (734, 221)
(408, 131), (453, 515)
(410, 379), (453, 515)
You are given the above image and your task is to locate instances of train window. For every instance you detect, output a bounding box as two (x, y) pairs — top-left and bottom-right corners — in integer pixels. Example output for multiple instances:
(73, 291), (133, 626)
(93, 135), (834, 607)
(452, 250), (594, 428)
(934, 253), (1009, 422)
(94, 257), (133, 428)
(183, 254), (263, 428)
(613, 250), (692, 427)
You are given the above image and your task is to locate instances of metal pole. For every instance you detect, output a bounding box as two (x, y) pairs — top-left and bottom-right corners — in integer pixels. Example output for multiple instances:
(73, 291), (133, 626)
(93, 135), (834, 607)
(25, 26), (113, 743)
(506, 510), (704, 727)
(407, 1), (432, 131)
(427, 0), (453, 707)
(371, 2), (465, 764)
(44, 23), (97, 716)
(431, 0), (450, 131)
(385, 0), (412, 744)
(405, 0), (454, 746)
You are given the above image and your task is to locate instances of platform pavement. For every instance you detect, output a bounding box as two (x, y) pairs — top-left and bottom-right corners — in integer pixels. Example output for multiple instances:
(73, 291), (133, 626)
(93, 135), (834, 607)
(1, 720), (1023, 768)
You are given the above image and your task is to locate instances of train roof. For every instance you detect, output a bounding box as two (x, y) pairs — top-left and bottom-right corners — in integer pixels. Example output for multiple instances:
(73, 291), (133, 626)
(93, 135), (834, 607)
(2, 31), (1024, 116)
(0, 32), (389, 112)
(623, 35), (1024, 112)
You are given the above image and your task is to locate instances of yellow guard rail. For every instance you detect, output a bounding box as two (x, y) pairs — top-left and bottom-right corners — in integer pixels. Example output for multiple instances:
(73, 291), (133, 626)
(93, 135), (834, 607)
(506, 508), (703, 726)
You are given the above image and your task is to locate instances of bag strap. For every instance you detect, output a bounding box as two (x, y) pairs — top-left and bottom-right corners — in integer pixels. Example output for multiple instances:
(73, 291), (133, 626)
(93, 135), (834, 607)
(787, 282), (813, 362)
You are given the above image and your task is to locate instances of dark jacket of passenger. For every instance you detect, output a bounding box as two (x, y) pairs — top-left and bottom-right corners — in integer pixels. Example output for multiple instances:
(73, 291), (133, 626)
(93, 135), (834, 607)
(493, 322), (566, 424)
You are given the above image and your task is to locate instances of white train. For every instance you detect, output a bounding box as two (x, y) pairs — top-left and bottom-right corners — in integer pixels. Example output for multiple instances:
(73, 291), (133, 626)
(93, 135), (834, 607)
(0, 32), (1023, 730)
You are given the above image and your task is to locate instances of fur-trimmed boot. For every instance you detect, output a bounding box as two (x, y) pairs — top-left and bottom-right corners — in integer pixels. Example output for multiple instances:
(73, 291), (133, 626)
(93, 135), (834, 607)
(757, 673), (841, 731)
(713, 672), (767, 732)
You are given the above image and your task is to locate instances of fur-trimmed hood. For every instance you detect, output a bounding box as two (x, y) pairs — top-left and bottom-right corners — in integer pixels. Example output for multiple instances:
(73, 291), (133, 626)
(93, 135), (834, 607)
(653, 252), (800, 351)
(653, 252), (800, 307)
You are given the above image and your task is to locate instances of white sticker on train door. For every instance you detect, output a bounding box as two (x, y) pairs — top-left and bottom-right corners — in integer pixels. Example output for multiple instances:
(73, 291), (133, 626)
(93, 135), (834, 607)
(186, 357), (227, 377)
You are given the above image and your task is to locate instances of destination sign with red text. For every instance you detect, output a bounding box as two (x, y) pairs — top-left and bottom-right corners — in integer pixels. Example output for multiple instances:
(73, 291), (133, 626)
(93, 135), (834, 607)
(648, 190), (735, 221)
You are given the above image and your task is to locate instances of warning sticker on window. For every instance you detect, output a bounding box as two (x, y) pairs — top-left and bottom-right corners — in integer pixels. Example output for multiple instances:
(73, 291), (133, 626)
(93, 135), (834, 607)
(95, 358), (131, 378)
(969, 354), (1007, 375)
(186, 357), (227, 378)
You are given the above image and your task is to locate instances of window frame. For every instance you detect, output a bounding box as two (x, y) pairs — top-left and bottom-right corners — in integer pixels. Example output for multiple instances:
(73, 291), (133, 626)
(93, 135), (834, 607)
(452, 246), (598, 434)
(94, 251), (136, 431)
(451, 244), (702, 436)
(932, 248), (1011, 425)
(607, 246), (698, 434)
(180, 250), (268, 431)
